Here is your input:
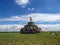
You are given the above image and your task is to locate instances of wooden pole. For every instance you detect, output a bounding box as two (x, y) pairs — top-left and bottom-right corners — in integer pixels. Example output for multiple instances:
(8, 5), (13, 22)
(30, 17), (32, 22)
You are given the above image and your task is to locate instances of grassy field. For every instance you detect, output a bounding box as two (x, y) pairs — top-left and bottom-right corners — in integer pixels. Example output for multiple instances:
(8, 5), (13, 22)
(0, 32), (60, 45)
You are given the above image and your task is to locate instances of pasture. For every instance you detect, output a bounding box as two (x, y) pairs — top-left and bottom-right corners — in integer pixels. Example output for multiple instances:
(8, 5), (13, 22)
(0, 32), (60, 45)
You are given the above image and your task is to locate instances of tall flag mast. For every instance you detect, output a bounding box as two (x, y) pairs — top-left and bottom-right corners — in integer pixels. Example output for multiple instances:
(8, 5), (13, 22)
(30, 17), (32, 22)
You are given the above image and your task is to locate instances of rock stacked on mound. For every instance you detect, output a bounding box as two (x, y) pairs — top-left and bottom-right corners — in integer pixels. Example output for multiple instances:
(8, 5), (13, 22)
(20, 17), (41, 33)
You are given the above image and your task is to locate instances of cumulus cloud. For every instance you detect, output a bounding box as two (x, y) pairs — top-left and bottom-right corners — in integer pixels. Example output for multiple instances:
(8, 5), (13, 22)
(37, 24), (60, 31)
(28, 8), (35, 11)
(0, 16), (29, 21)
(28, 13), (60, 22)
(0, 24), (60, 32)
(0, 13), (60, 32)
(15, 0), (29, 7)
(0, 13), (60, 22)
(0, 25), (24, 32)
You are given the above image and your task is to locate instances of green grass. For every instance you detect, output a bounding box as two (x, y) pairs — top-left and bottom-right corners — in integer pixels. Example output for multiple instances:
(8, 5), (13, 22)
(0, 32), (60, 45)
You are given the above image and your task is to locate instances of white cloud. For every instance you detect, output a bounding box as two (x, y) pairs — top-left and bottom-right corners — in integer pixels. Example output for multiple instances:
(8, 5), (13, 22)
(28, 13), (60, 22)
(28, 8), (35, 11)
(0, 25), (24, 32)
(0, 16), (29, 21)
(0, 13), (60, 32)
(15, 0), (29, 7)
(37, 24), (60, 31)
(0, 24), (60, 32)
(0, 13), (60, 22)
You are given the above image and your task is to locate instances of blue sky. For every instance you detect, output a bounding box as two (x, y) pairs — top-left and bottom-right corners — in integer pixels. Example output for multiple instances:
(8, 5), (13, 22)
(0, 0), (60, 31)
(0, 0), (60, 17)
(0, 0), (60, 24)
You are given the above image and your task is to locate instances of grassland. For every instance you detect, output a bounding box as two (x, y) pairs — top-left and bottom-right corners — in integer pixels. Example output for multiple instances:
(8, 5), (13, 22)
(0, 32), (60, 45)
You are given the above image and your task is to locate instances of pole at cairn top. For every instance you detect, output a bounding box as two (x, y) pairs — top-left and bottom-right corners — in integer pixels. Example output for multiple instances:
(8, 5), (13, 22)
(30, 17), (32, 22)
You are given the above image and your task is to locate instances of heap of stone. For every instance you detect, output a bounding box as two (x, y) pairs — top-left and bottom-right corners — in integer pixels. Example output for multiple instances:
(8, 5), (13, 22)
(20, 17), (41, 33)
